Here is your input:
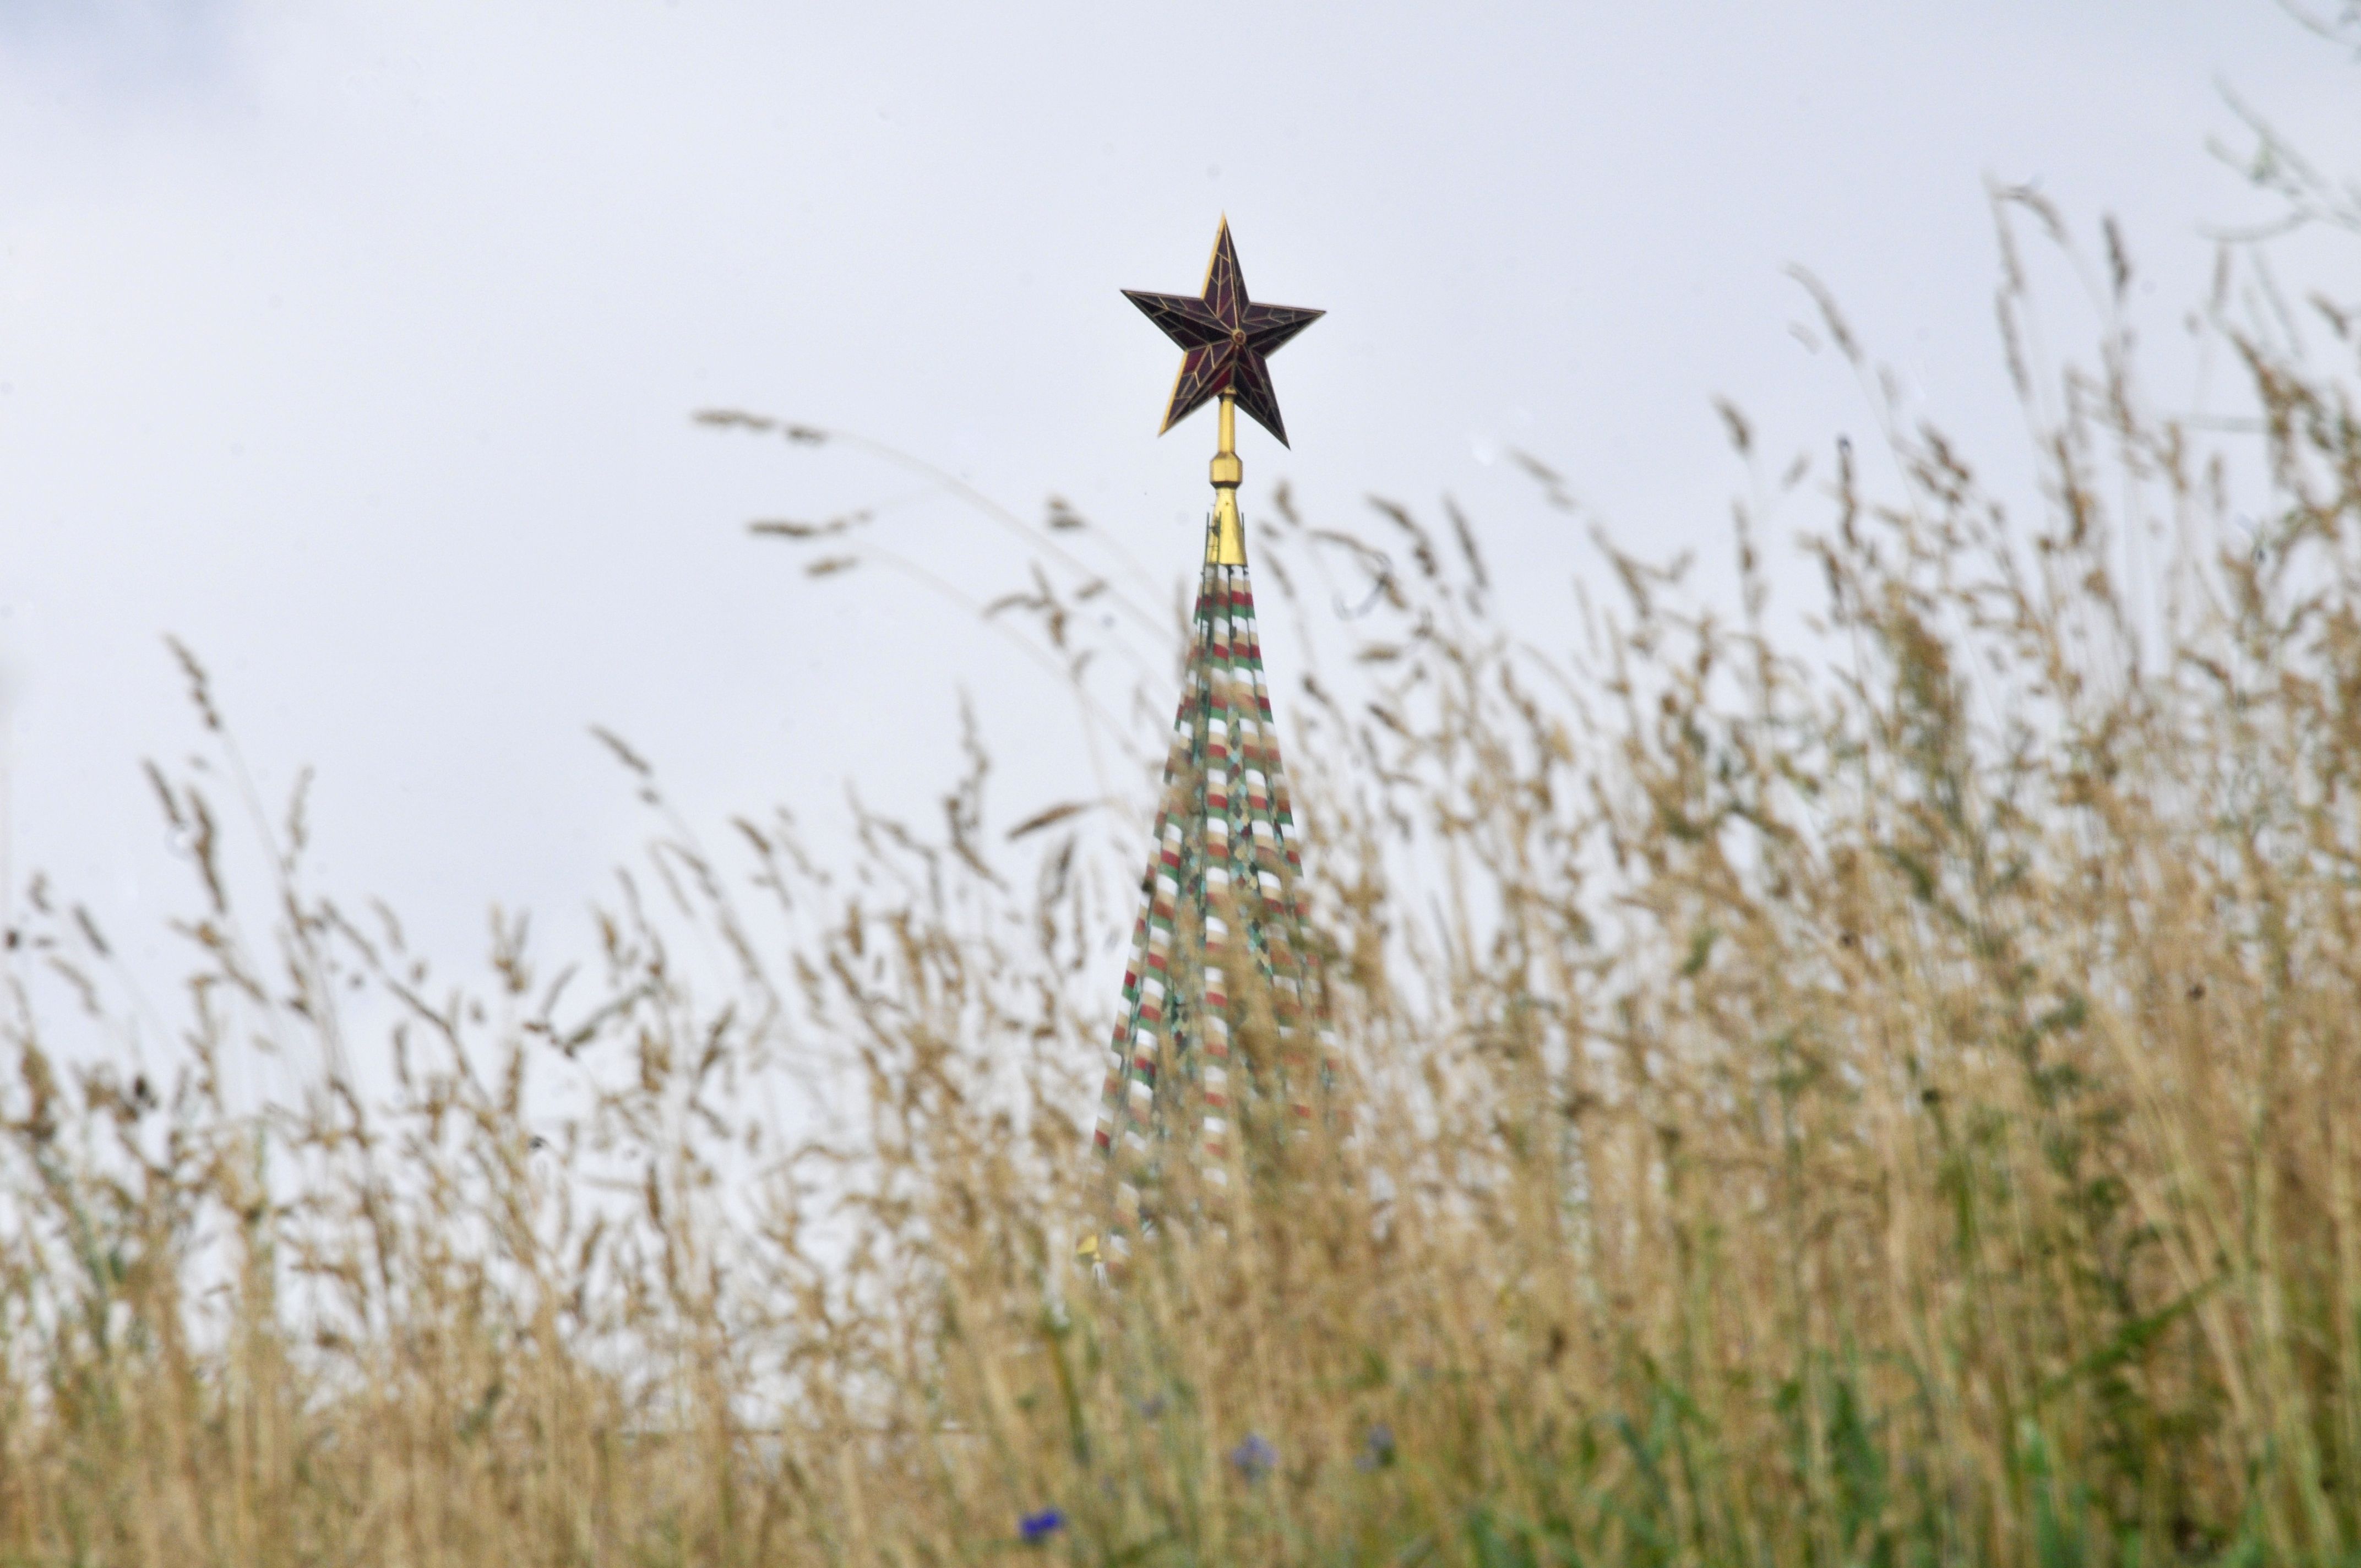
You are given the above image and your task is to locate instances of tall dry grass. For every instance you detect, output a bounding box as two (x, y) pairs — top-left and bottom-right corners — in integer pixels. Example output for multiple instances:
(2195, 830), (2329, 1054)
(4, 137), (2361, 1567)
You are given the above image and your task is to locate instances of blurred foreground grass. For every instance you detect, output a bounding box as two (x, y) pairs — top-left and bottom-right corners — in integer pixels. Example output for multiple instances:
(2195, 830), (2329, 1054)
(7, 134), (2361, 1568)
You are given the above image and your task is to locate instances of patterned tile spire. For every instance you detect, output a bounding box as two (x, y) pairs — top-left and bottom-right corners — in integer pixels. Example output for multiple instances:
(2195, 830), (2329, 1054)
(1095, 224), (1330, 1239)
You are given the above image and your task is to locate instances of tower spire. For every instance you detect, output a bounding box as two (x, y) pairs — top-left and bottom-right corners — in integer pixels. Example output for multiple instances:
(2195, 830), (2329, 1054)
(1096, 224), (1330, 1244)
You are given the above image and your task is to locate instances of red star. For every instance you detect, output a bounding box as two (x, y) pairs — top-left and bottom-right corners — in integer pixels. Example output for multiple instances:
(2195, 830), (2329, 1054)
(1123, 219), (1323, 448)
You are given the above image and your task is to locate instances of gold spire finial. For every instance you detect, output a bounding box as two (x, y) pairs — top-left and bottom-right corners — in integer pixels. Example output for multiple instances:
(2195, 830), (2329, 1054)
(1208, 395), (1245, 564)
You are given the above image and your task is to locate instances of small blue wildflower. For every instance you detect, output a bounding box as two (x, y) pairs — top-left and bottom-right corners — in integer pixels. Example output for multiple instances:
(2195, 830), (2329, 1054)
(1230, 1432), (1277, 1481)
(1135, 1393), (1167, 1419)
(1356, 1422), (1396, 1472)
(1019, 1507), (1067, 1543)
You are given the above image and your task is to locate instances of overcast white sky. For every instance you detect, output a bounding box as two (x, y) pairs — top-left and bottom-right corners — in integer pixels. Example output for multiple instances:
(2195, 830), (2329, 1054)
(2, 1), (2354, 992)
